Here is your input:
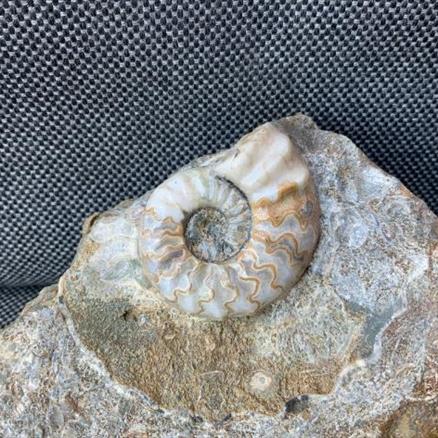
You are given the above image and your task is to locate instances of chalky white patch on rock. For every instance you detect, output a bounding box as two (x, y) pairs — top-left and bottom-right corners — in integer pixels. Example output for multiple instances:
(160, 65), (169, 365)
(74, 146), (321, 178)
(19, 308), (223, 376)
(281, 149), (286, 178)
(249, 371), (274, 394)
(0, 115), (437, 437)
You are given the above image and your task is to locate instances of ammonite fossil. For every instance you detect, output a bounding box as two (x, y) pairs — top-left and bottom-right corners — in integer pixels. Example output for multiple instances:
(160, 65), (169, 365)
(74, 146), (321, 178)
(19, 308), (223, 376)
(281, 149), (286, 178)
(139, 122), (320, 319)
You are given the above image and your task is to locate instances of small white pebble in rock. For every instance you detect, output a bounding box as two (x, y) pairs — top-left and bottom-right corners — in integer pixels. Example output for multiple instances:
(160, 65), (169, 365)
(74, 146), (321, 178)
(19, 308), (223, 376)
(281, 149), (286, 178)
(249, 371), (273, 393)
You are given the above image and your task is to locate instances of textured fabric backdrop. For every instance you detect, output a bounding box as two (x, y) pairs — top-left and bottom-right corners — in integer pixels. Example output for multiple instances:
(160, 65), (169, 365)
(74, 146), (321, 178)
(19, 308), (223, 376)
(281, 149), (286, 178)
(1, 0), (437, 327)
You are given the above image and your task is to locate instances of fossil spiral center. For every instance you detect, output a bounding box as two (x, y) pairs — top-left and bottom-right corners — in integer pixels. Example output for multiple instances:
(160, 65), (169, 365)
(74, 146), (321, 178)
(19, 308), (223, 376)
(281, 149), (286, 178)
(185, 205), (251, 263)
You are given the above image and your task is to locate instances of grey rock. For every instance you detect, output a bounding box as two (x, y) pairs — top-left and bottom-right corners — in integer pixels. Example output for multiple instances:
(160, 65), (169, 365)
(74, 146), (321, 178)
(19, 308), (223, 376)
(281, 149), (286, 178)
(0, 115), (437, 437)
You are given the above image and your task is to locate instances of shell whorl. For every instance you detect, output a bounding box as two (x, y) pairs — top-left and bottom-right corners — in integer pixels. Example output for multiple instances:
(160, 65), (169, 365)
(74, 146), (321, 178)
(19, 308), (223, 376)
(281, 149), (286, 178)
(139, 122), (320, 319)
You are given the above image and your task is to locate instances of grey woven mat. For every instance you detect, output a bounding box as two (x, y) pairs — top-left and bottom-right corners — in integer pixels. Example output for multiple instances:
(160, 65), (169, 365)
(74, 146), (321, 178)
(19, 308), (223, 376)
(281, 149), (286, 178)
(1, 0), (437, 327)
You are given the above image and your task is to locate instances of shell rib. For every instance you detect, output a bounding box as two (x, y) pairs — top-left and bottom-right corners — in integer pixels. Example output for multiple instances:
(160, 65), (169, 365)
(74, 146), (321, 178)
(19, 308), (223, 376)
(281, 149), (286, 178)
(139, 122), (320, 319)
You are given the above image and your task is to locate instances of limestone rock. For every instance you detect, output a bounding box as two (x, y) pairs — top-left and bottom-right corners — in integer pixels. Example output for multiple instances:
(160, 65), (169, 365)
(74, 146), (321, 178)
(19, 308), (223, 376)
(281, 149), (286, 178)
(0, 115), (437, 437)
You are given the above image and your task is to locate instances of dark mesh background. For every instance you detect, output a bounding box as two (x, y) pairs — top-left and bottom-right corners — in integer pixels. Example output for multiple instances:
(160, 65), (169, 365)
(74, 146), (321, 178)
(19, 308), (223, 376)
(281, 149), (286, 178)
(1, 0), (437, 327)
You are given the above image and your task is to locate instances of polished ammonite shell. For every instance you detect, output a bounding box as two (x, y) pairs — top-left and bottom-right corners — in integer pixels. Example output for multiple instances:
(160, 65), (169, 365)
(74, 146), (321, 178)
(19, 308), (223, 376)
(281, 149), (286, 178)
(139, 121), (320, 319)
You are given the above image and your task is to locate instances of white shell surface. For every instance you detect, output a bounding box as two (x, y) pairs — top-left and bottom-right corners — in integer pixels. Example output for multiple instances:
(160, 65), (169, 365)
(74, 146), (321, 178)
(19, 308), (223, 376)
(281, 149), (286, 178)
(139, 122), (320, 319)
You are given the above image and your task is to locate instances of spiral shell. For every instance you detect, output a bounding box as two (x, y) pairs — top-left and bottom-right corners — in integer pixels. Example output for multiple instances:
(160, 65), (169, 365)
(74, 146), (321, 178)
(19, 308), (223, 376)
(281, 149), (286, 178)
(139, 122), (320, 319)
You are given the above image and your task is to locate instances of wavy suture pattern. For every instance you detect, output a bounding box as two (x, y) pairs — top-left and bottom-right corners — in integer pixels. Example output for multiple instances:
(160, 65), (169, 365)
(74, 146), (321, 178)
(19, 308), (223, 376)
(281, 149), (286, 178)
(139, 122), (320, 319)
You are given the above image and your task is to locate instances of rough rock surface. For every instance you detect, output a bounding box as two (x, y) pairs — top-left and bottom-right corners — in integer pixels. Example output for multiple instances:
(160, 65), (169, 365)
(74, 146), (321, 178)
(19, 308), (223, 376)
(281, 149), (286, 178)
(1, 115), (437, 437)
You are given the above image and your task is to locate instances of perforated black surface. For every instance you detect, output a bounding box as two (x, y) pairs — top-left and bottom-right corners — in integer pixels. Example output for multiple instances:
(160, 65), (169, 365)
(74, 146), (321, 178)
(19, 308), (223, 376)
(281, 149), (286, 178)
(0, 286), (41, 328)
(1, 0), (437, 327)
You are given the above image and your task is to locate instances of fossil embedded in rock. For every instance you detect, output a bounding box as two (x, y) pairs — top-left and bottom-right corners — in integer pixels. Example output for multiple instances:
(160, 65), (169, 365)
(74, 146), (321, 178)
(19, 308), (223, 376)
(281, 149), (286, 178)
(139, 122), (321, 319)
(3, 115), (436, 434)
